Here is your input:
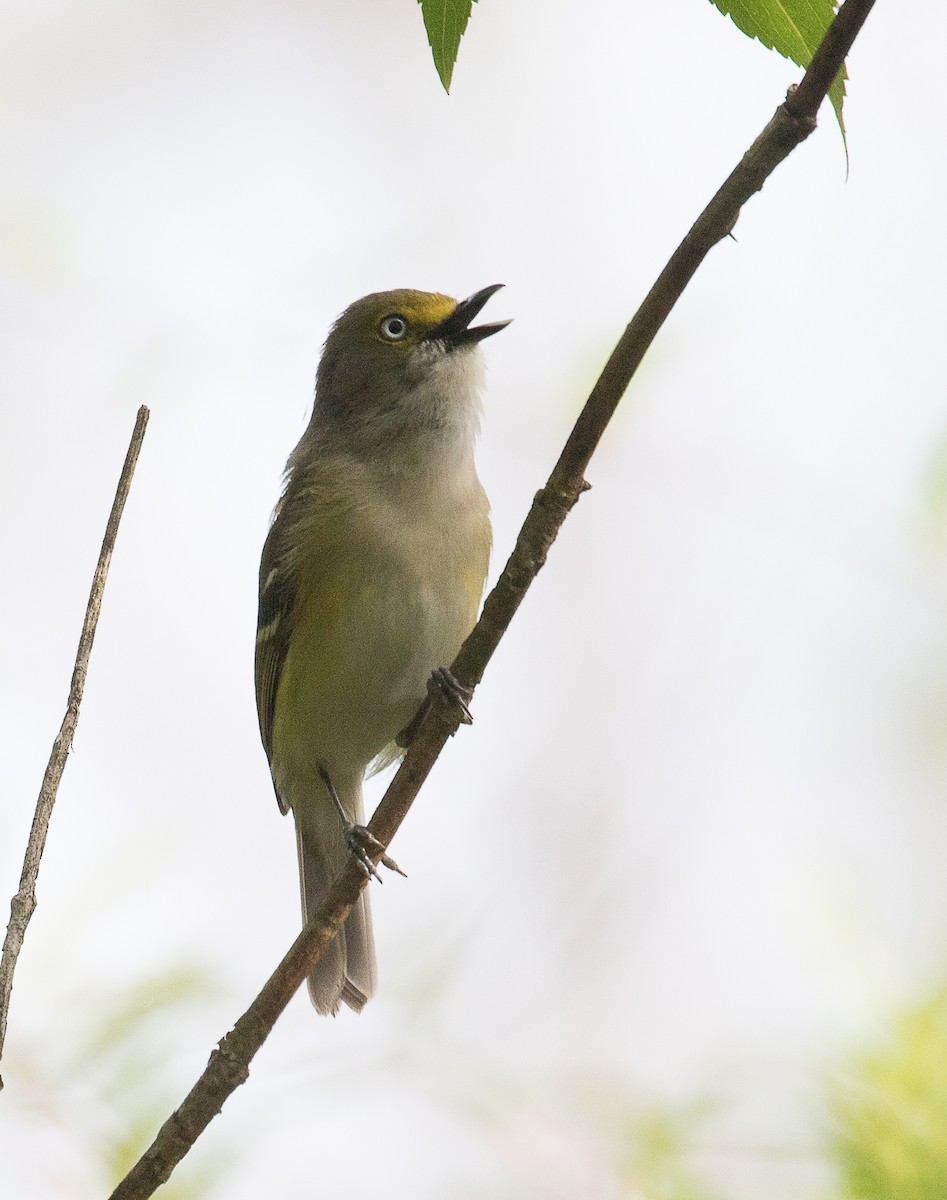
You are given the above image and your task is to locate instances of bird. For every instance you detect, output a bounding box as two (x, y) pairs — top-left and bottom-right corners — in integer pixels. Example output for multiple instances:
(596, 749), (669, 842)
(255, 285), (509, 1014)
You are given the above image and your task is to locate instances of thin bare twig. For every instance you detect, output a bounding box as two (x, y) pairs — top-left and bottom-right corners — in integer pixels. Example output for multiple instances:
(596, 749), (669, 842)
(109, 1), (877, 1194)
(0, 406), (150, 1087)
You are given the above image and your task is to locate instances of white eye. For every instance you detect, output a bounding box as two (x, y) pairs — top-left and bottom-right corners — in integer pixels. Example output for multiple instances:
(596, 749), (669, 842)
(379, 314), (408, 341)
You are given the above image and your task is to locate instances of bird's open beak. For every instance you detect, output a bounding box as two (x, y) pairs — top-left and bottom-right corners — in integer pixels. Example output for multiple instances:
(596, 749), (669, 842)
(427, 283), (511, 348)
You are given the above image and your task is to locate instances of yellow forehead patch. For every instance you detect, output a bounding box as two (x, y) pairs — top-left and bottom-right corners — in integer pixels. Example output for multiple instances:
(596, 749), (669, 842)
(375, 290), (456, 328)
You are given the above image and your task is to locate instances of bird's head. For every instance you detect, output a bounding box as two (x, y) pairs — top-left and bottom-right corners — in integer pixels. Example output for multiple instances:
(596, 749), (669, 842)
(311, 285), (509, 453)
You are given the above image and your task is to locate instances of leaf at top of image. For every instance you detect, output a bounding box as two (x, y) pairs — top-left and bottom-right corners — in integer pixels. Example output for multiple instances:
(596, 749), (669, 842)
(419, 0), (476, 93)
(709, 0), (847, 141)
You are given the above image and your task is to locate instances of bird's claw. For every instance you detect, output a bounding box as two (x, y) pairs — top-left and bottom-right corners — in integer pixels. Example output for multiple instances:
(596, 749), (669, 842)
(428, 666), (474, 728)
(320, 763), (406, 881)
(396, 666), (474, 748)
(345, 823), (406, 882)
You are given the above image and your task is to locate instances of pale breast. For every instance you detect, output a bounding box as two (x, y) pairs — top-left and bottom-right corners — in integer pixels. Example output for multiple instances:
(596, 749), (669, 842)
(273, 461), (490, 780)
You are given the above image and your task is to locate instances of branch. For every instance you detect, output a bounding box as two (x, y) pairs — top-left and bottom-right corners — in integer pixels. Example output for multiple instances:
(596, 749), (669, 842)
(0, 405), (150, 1088)
(108, 1), (877, 1194)
(374, 0), (878, 845)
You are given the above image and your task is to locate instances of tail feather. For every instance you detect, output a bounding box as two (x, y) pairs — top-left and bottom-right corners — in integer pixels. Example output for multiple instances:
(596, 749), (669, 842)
(295, 795), (377, 1016)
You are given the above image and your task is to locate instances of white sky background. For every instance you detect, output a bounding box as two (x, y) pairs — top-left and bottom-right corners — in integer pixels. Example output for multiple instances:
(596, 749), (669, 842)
(2, 1), (946, 1197)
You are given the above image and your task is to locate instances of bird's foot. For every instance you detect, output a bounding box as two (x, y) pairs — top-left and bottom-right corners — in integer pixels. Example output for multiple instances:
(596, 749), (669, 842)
(345, 823), (406, 882)
(319, 764), (405, 881)
(428, 666), (474, 727)
(396, 667), (474, 748)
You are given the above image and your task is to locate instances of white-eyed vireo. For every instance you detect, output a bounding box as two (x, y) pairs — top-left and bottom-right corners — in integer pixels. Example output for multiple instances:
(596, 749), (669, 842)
(255, 285), (508, 1014)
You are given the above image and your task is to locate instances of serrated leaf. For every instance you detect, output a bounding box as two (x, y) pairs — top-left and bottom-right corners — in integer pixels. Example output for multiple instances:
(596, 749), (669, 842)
(419, 0), (476, 93)
(709, 0), (847, 143)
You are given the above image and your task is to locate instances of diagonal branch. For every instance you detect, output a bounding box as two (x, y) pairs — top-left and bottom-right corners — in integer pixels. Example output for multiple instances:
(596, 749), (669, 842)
(108, 1), (877, 1194)
(0, 405), (150, 1088)
(372, 0), (878, 847)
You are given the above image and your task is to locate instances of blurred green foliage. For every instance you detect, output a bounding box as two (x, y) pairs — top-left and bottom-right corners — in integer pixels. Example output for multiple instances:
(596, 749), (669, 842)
(830, 987), (947, 1199)
(620, 1104), (720, 1200)
(80, 967), (228, 1196)
(923, 432), (947, 545)
(8, 963), (230, 1200)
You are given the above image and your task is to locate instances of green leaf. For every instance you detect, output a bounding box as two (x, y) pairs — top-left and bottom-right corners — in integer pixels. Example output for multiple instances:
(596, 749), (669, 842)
(708, 0), (847, 141)
(418, 0), (477, 93)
